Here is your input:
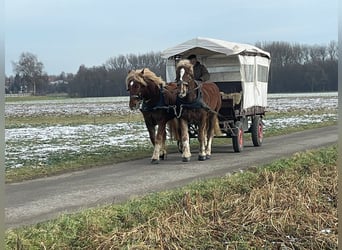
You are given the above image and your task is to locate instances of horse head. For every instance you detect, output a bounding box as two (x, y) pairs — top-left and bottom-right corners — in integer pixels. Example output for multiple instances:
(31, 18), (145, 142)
(125, 68), (165, 110)
(126, 69), (147, 110)
(176, 59), (195, 98)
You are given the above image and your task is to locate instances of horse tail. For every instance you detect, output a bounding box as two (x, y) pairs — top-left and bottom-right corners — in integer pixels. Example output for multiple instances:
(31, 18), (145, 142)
(213, 115), (222, 136)
(168, 118), (181, 141)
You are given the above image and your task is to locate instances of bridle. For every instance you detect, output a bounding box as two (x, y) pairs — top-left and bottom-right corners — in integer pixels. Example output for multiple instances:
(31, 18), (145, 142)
(177, 68), (201, 97)
(129, 93), (142, 101)
(128, 80), (152, 105)
(127, 80), (142, 99)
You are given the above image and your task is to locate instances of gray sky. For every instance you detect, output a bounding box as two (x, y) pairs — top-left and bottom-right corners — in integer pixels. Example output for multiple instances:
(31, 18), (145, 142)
(5, 0), (338, 75)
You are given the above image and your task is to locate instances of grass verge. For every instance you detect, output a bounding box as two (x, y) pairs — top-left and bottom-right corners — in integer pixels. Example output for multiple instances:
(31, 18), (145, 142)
(5, 144), (157, 183)
(6, 145), (337, 249)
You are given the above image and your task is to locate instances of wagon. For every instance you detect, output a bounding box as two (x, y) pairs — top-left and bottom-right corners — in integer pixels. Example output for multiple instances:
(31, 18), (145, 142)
(161, 37), (271, 152)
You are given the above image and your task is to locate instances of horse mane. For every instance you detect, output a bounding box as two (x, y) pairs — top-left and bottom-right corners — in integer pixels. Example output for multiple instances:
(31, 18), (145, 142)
(126, 68), (165, 90)
(175, 59), (193, 81)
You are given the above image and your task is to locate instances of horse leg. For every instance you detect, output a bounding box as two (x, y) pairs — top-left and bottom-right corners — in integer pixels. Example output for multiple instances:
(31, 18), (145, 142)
(205, 115), (218, 159)
(145, 122), (158, 164)
(167, 118), (182, 153)
(180, 119), (191, 162)
(159, 130), (167, 160)
(145, 120), (156, 146)
(205, 132), (213, 159)
(159, 122), (167, 160)
(151, 122), (167, 164)
(198, 117), (208, 161)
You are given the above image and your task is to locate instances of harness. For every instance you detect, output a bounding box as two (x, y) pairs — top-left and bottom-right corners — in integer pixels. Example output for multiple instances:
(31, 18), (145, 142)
(176, 82), (203, 109)
(140, 87), (173, 113)
(137, 81), (216, 119)
(174, 80), (213, 118)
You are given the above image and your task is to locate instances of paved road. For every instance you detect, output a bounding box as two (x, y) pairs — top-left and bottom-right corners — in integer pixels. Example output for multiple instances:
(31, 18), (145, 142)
(5, 126), (337, 229)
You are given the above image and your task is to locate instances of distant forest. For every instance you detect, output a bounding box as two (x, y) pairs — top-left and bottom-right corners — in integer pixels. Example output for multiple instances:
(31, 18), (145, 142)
(257, 41), (338, 93)
(6, 41), (338, 97)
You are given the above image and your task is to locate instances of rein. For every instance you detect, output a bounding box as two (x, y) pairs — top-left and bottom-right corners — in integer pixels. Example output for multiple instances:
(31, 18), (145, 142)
(185, 81), (201, 95)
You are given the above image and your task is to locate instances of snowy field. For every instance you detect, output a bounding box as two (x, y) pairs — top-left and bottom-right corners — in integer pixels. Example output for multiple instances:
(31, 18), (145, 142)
(5, 92), (338, 169)
(5, 96), (130, 118)
(266, 92), (338, 112)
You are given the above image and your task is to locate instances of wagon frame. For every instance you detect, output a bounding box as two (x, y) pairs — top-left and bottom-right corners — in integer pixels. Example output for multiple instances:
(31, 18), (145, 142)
(161, 37), (271, 152)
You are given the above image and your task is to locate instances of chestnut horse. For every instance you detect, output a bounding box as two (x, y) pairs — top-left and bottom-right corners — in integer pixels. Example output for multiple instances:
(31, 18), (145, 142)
(126, 68), (179, 164)
(175, 59), (222, 162)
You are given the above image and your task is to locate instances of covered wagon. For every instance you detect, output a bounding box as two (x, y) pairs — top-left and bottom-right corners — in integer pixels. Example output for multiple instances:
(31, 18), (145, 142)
(161, 37), (271, 152)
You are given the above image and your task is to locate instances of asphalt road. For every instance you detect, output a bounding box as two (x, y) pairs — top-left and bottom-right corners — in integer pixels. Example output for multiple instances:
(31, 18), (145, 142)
(5, 125), (338, 229)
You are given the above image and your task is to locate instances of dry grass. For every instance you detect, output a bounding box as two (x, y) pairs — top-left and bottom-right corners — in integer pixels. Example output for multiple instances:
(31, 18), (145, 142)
(92, 148), (337, 249)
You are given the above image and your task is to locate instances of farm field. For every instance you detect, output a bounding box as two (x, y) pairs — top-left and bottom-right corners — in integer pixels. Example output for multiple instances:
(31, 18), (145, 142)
(5, 92), (338, 181)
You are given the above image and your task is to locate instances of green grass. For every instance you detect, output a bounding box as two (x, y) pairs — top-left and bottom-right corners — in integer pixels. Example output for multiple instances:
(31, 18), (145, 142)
(6, 145), (337, 249)
(5, 113), (143, 128)
(5, 94), (69, 103)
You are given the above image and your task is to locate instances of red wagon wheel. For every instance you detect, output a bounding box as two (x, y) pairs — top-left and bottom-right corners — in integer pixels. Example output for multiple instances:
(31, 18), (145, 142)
(251, 115), (263, 146)
(232, 121), (244, 152)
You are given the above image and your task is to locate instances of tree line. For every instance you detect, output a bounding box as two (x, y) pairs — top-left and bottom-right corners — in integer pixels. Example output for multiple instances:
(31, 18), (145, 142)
(257, 41), (337, 92)
(68, 53), (166, 97)
(6, 41), (337, 96)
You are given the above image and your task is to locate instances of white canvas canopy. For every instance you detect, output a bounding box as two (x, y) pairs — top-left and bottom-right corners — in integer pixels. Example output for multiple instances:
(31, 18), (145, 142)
(161, 37), (271, 110)
(161, 37), (270, 59)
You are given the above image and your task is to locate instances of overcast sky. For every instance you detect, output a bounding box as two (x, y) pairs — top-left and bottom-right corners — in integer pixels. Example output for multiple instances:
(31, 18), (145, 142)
(5, 0), (338, 76)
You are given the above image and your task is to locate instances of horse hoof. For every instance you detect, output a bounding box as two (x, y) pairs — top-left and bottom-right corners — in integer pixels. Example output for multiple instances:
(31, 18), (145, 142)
(151, 159), (159, 164)
(198, 155), (206, 161)
(182, 157), (190, 162)
(160, 154), (166, 160)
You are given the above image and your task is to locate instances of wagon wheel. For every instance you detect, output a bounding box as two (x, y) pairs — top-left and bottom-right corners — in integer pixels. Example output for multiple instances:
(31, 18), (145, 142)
(232, 121), (244, 152)
(251, 115), (263, 146)
(188, 123), (198, 138)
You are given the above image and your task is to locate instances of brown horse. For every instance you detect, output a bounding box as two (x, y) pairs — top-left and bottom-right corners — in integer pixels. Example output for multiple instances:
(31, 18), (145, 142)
(175, 59), (222, 162)
(126, 68), (179, 164)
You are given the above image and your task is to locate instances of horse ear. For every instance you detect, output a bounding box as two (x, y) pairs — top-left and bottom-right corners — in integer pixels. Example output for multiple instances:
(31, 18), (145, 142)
(141, 68), (145, 75)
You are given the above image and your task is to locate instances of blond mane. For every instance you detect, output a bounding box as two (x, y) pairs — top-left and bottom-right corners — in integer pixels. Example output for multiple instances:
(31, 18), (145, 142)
(176, 59), (192, 70)
(126, 68), (165, 90)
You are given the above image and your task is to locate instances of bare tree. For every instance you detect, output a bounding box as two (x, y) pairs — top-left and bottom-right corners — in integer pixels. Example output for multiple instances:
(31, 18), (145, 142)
(309, 45), (324, 62)
(105, 55), (128, 70)
(12, 52), (45, 95)
(327, 40), (337, 60)
(317, 45), (327, 62)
